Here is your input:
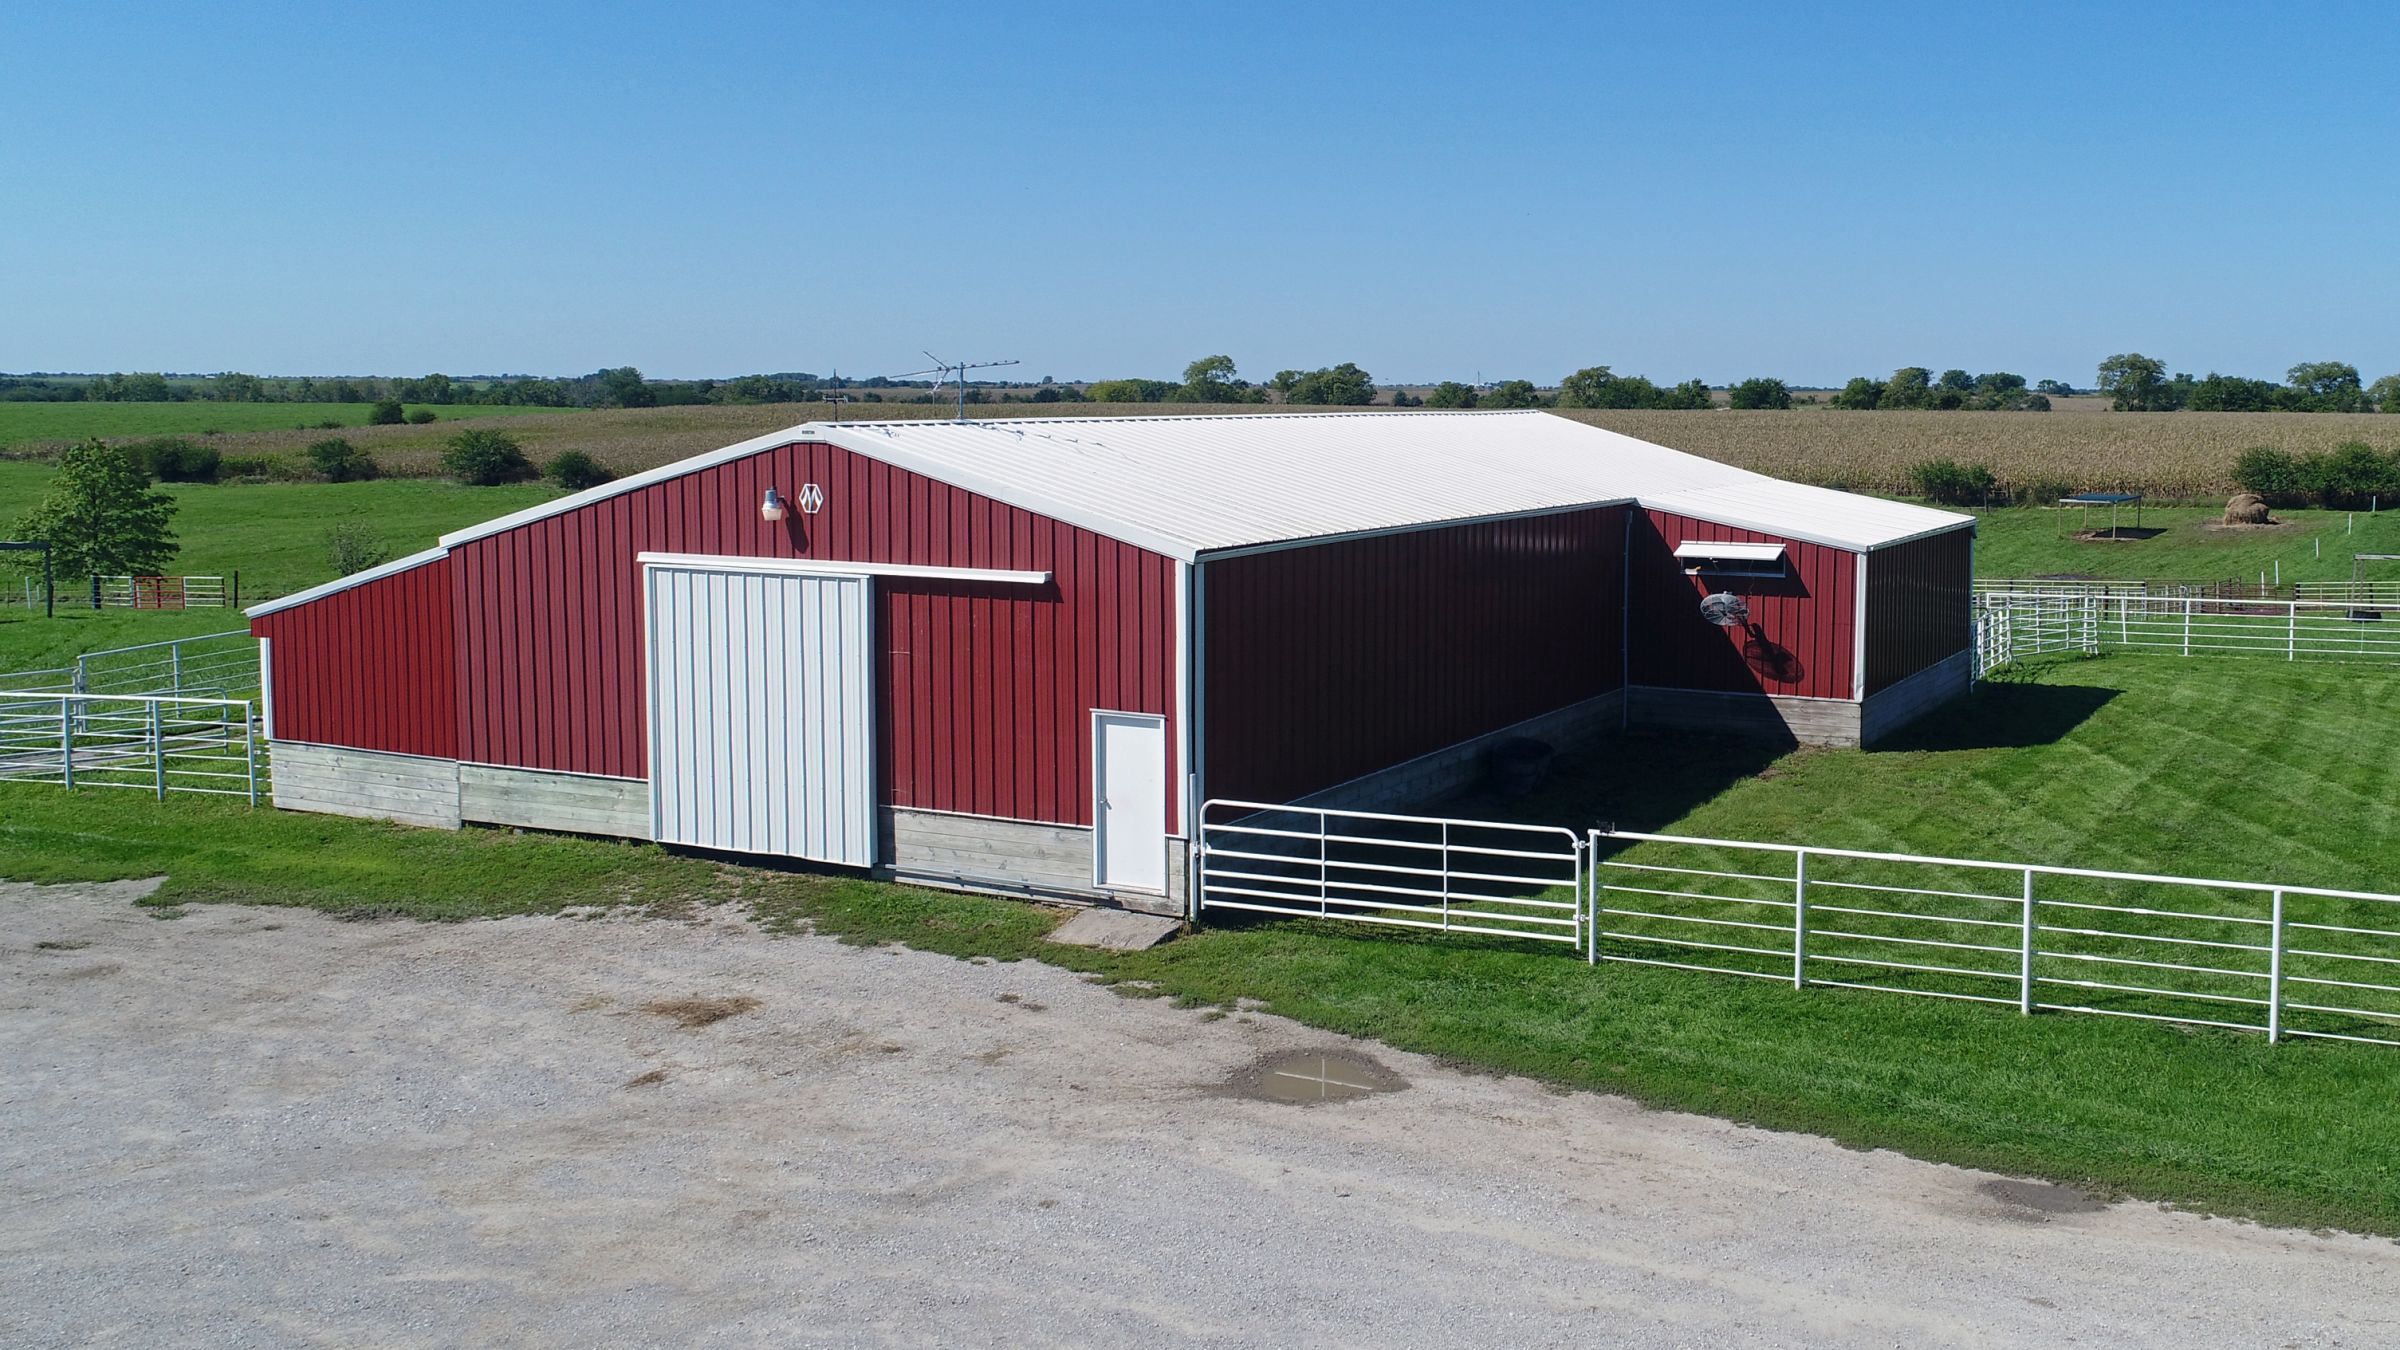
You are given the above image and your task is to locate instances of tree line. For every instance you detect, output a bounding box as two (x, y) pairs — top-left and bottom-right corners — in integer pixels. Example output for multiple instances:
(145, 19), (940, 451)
(2095, 355), (2400, 413)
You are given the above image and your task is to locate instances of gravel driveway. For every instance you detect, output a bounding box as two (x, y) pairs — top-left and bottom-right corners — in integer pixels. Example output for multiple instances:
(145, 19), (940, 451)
(3, 880), (2395, 1348)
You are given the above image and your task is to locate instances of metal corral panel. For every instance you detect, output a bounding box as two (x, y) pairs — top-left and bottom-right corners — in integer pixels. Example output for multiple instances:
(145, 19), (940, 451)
(249, 552), (457, 759)
(1864, 526), (1975, 694)
(646, 564), (875, 864)
(449, 439), (1177, 830)
(1629, 510), (1856, 702)
(1204, 505), (1627, 806)
(441, 411), (1974, 559)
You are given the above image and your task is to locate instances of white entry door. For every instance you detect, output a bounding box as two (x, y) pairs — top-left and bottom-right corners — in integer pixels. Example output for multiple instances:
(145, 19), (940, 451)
(646, 563), (875, 866)
(1093, 711), (1167, 893)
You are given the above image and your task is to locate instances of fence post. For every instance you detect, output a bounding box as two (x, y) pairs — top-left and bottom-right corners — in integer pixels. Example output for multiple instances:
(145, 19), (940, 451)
(171, 642), (183, 693)
(72, 654), (88, 695)
(244, 702), (259, 807)
(2183, 597), (2192, 656)
(152, 701), (165, 800)
(2019, 868), (2036, 1015)
(1316, 811), (1329, 919)
(2288, 604), (2298, 661)
(1439, 820), (1452, 933)
(1792, 849), (1810, 989)
(59, 697), (74, 791)
(2268, 888), (2286, 1045)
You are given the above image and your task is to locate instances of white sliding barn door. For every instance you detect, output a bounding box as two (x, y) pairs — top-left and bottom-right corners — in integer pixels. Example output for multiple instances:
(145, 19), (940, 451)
(646, 563), (876, 866)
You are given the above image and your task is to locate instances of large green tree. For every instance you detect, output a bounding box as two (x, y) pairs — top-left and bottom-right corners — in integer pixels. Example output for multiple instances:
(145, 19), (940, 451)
(14, 439), (178, 579)
(2096, 353), (2171, 411)
(1728, 377), (1792, 410)
(2286, 361), (2365, 412)
(2369, 373), (2400, 413)
(1276, 362), (1376, 405)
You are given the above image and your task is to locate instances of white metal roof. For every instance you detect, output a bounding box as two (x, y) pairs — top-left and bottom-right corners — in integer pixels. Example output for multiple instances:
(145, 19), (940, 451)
(435, 410), (1970, 561)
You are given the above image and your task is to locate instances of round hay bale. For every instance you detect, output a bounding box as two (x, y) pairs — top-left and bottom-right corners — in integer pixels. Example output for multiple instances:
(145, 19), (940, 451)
(2224, 493), (2275, 526)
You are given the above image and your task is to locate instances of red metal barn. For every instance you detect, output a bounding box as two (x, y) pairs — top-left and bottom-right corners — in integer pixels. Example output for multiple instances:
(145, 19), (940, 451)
(250, 411), (1972, 912)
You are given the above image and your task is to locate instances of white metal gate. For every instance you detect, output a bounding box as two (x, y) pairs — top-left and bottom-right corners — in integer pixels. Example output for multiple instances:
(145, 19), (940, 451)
(1197, 798), (1584, 945)
(645, 562), (875, 865)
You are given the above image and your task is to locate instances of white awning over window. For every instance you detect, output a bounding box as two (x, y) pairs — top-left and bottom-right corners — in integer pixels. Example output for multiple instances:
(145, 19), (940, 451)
(1674, 541), (1787, 563)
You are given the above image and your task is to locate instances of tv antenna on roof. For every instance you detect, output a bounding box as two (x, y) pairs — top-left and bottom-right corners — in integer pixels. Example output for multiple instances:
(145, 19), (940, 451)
(890, 351), (1021, 422)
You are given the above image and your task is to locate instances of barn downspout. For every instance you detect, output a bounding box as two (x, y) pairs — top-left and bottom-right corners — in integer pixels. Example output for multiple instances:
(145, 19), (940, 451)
(1183, 558), (1205, 921)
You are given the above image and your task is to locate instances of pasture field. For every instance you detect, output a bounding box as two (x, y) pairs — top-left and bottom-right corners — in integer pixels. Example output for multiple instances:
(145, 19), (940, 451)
(0, 400), (567, 449)
(10, 400), (2395, 498)
(1967, 503), (2400, 583)
(0, 460), (557, 604)
(5, 654), (2399, 1234)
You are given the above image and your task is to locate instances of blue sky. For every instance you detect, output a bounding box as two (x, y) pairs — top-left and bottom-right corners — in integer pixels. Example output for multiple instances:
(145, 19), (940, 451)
(5, 1), (2395, 387)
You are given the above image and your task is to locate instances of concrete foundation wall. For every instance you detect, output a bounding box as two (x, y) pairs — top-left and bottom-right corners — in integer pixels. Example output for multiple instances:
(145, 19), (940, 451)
(1623, 687), (1863, 747)
(269, 742), (462, 830)
(884, 808), (1186, 917)
(458, 763), (650, 837)
(1291, 690), (1626, 813)
(1859, 649), (1973, 747)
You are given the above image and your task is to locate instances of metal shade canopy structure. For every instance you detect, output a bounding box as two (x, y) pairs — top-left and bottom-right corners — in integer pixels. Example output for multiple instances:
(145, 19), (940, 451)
(2059, 491), (2144, 540)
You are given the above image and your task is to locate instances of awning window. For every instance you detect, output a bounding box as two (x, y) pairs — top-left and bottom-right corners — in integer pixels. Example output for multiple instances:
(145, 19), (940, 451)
(1674, 540), (1788, 576)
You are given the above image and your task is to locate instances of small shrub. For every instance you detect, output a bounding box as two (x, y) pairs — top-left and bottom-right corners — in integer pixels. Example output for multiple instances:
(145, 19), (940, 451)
(324, 521), (392, 577)
(368, 399), (405, 425)
(442, 428), (536, 486)
(317, 419), (344, 429)
(128, 437), (222, 483)
(2232, 447), (2307, 505)
(218, 454), (287, 480)
(406, 408), (437, 425)
(1908, 458), (1997, 505)
(544, 450), (614, 491)
(307, 437), (378, 482)
(2302, 442), (2400, 510)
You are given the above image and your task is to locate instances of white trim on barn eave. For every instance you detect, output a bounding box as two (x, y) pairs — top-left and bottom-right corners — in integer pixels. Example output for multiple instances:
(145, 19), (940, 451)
(633, 552), (1050, 586)
(244, 545), (451, 618)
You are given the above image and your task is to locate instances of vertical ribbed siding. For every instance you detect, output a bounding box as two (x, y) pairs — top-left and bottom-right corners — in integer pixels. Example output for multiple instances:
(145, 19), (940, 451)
(250, 555), (457, 758)
(448, 440), (1178, 829)
(646, 566), (875, 863)
(1629, 510), (1857, 701)
(1202, 505), (1627, 808)
(1864, 526), (1975, 693)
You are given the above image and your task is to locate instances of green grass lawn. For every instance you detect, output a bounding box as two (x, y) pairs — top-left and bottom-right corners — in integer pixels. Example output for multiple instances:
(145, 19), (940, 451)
(1968, 503), (2400, 585)
(0, 401), (569, 449)
(4, 652), (2399, 1233)
(0, 460), (559, 603)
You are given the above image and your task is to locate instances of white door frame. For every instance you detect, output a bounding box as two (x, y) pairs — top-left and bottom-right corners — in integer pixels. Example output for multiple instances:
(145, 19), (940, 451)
(1091, 709), (1169, 894)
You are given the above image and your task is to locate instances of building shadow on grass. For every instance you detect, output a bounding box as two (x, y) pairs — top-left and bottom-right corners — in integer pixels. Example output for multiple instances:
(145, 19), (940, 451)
(1874, 680), (2119, 753)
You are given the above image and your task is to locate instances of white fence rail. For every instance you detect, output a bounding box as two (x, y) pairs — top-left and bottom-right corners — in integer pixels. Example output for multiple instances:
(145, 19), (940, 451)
(0, 630), (257, 698)
(2295, 580), (2400, 605)
(1197, 798), (1584, 946)
(1585, 829), (2400, 1047)
(94, 575), (231, 609)
(1977, 591), (2400, 669)
(1188, 799), (2400, 1049)
(0, 692), (262, 801)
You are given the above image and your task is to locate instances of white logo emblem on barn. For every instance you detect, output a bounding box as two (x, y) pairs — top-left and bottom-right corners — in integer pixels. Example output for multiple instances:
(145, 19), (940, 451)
(798, 483), (825, 515)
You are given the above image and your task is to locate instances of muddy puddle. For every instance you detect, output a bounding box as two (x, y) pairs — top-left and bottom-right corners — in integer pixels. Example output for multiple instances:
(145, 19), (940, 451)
(1979, 1179), (2105, 1216)
(1226, 1049), (1407, 1105)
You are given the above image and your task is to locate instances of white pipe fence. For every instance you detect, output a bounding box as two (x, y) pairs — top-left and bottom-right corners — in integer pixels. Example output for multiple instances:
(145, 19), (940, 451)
(1188, 801), (2400, 1049)
(93, 575), (231, 609)
(1197, 798), (1584, 945)
(0, 691), (263, 802)
(1976, 591), (2400, 670)
(1584, 829), (2400, 1048)
(0, 630), (257, 698)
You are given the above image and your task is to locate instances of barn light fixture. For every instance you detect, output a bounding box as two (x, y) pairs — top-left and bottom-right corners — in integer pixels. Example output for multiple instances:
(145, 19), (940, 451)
(760, 487), (787, 522)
